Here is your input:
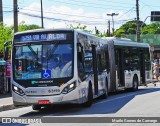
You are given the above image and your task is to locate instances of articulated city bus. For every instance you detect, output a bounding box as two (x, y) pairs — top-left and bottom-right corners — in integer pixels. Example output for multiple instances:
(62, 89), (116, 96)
(11, 29), (151, 110)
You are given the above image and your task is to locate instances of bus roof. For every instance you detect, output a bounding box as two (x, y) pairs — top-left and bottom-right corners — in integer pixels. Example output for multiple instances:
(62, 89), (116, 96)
(14, 29), (149, 48)
(104, 37), (149, 48)
(14, 28), (75, 35)
(14, 28), (98, 38)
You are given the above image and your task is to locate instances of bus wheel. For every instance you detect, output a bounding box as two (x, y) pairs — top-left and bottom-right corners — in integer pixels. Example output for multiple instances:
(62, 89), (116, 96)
(32, 105), (41, 110)
(82, 84), (93, 107)
(132, 76), (138, 91)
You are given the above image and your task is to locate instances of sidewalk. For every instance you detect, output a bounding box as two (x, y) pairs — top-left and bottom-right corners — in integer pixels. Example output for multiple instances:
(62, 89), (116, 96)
(0, 93), (15, 112)
(0, 82), (160, 112)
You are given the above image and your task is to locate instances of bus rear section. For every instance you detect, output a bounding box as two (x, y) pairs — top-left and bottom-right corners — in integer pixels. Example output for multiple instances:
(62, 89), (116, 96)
(106, 39), (152, 92)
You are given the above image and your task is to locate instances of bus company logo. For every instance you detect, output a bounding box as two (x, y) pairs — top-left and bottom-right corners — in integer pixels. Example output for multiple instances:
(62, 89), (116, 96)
(25, 90), (37, 94)
(31, 81), (36, 85)
(31, 80), (53, 85)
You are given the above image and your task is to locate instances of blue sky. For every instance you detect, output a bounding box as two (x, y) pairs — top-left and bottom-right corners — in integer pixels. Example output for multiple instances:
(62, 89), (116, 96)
(2, 0), (160, 32)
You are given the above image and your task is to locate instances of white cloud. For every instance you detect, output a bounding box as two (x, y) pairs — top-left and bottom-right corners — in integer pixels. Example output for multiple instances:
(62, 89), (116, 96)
(4, 2), (129, 32)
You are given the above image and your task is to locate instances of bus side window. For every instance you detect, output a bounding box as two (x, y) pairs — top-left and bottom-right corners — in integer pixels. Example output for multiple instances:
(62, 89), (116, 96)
(77, 44), (86, 80)
(97, 54), (102, 73)
(105, 51), (110, 73)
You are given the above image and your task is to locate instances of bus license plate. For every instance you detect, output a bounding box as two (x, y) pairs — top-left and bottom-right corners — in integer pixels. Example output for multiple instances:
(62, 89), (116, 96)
(38, 100), (51, 104)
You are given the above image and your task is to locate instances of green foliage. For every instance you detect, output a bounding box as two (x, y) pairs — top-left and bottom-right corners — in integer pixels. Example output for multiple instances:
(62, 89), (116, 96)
(142, 22), (160, 34)
(0, 23), (13, 51)
(68, 24), (92, 33)
(0, 21), (41, 52)
(115, 29), (125, 37)
(94, 26), (109, 37)
(68, 24), (110, 38)
(18, 21), (41, 32)
(115, 20), (145, 37)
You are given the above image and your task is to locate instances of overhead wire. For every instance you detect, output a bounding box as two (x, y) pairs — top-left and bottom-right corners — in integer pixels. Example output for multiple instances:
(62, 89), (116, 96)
(51, 0), (133, 9)
(19, 11), (135, 26)
(19, 8), (106, 20)
(48, 0), (131, 11)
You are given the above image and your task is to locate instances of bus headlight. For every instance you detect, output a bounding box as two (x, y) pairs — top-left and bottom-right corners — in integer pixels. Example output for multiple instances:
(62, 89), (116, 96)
(62, 82), (76, 94)
(12, 85), (25, 96)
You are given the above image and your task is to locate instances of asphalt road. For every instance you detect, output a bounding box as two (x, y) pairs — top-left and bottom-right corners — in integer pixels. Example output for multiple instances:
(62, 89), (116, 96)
(0, 85), (160, 126)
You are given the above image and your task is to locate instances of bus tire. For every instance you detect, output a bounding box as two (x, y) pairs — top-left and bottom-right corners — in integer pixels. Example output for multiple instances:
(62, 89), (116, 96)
(132, 76), (138, 91)
(32, 105), (41, 110)
(101, 79), (108, 99)
(82, 84), (93, 107)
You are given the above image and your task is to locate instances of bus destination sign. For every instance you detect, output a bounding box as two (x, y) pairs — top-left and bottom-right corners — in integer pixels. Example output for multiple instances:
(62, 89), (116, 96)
(16, 33), (67, 42)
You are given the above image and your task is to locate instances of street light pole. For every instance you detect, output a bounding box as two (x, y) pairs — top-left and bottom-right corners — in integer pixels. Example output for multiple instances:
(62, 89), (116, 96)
(136, 0), (140, 42)
(0, 0), (3, 24)
(141, 15), (160, 30)
(13, 0), (18, 33)
(40, 0), (44, 28)
(107, 13), (119, 35)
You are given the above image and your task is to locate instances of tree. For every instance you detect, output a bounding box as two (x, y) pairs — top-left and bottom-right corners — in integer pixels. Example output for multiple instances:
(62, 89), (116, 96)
(18, 21), (41, 32)
(0, 22), (41, 52)
(0, 23), (13, 51)
(68, 24), (92, 33)
(115, 20), (145, 37)
(68, 24), (110, 38)
(142, 22), (160, 34)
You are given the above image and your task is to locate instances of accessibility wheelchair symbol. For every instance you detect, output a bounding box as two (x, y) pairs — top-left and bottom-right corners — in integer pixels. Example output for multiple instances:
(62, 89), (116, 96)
(42, 70), (51, 78)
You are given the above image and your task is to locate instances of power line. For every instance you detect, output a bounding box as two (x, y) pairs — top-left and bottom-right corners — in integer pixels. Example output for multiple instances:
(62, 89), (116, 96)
(48, 0), (131, 11)
(19, 11), (135, 25)
(140, 0), (160, 8)
(118, 7), (135, 19)
(139, 0), (154, 10)
(98, 0), (135, 6)
(19, 7), (135, 22)
(0, 10), (13, 13)
(19, 8), (106, 20)
(55, 0), (133, 9)
(19, 11), (106, 25)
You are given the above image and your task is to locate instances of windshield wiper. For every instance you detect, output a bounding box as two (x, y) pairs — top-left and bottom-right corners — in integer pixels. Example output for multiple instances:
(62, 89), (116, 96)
(47, 41), (60, 61)
(27, 43), (38, 60)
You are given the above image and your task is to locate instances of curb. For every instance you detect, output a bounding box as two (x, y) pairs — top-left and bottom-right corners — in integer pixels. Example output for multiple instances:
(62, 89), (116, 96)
(0, 104), (30, 112)
(0, 104), (15, 112)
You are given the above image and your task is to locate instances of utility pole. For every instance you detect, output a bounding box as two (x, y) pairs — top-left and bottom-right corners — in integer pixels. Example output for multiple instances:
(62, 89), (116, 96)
(107, 13), (119, 35)
(0, 0), (3, 24)
(108, 20), (111, 36)
(40, 0), (44, 28)
(136, 0), (140, 42)
(13, 0), (18, 33)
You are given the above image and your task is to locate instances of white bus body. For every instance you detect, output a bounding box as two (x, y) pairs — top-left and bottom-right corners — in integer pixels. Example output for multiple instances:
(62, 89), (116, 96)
(11, 29), (151, 110)
(12, 29), (108, 109)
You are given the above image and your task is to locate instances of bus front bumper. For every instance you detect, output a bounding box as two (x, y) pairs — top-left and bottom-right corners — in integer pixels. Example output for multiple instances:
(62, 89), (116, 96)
(12, 87), (84, 106)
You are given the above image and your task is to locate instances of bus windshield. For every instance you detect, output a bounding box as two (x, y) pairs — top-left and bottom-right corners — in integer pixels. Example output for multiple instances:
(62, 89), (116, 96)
(14, 43), (73, 80)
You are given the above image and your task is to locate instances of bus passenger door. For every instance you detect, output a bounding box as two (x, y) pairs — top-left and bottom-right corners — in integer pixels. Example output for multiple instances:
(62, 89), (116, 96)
(140, 50), (145, 84)
(116, 49), (125, 87)
(92, 45), (98, 95)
